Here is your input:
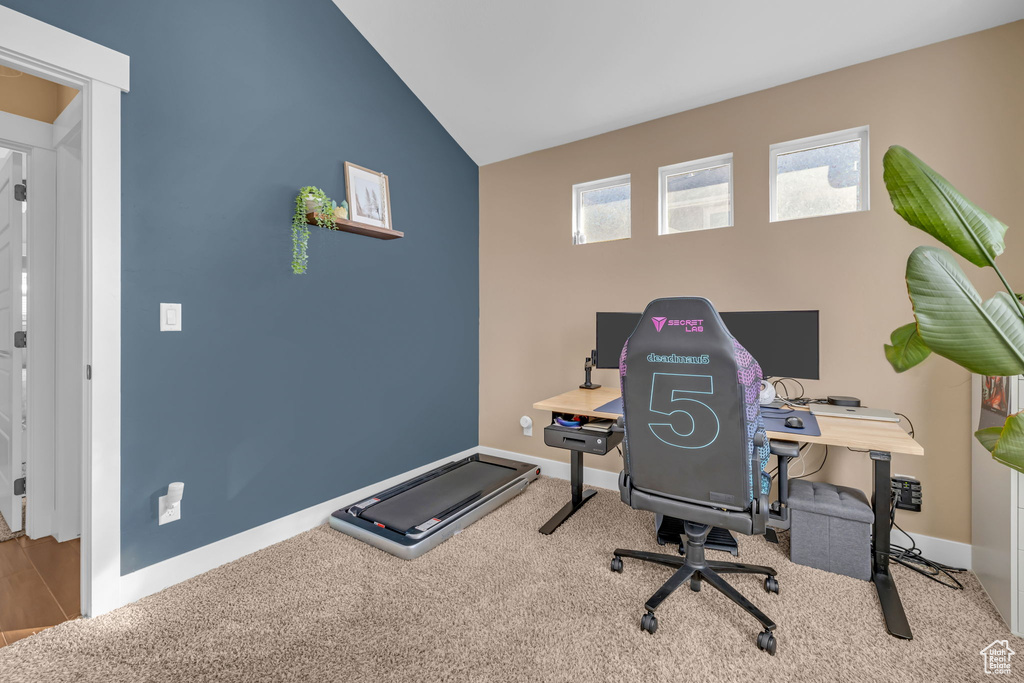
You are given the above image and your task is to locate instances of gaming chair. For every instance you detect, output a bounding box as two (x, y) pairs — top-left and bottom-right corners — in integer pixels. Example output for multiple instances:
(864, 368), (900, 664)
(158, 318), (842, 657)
(610, 297), (797, 655)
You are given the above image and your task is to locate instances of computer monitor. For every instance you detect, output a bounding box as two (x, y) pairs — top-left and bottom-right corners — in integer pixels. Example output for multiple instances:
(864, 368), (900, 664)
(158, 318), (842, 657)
(594, 313), (642, 370)
(594, 309), (820, 379)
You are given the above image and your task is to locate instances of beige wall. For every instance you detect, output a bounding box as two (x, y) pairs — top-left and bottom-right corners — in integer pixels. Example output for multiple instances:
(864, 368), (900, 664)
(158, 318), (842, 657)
(479, 21), (1024, 545)
(0, 67), (79, 124)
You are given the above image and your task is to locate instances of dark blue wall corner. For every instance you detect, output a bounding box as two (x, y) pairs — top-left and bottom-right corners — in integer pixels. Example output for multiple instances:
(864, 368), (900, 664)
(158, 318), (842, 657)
(0, 0), (479, 574)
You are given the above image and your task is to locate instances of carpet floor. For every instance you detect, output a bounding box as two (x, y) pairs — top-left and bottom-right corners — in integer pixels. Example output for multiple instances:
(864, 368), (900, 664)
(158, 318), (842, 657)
(0, 500), (25, 543)
(0, 477), (1017, 682)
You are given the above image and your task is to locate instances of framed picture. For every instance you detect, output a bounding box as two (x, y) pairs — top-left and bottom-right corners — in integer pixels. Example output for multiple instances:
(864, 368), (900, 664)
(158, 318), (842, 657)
(345, 162), (392, 230)
(982, 375), (1010, 417)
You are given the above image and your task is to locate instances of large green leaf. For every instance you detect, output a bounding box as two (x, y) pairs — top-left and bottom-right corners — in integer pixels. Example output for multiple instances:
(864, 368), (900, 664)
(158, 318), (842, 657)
(883, 322), (932, 372)
(906, 246), (1024, 375)
(883, 146), (1007, 268)
(975, 426), (1002, 452)
(975, 412), (1024, 473)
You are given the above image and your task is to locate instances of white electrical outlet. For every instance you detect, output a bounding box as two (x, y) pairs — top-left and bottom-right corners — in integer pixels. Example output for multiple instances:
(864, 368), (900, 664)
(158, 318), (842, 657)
(520, 415), (533, 437)
(158, 494), (181, 524)
(158, 482), (184, 525)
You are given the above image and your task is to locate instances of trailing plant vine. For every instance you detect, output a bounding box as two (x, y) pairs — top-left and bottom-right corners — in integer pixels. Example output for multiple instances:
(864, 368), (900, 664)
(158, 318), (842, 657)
(292, 186), (334, 274)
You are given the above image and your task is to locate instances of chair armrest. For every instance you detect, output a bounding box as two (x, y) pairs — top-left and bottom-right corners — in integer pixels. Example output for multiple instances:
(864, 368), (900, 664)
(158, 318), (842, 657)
(769, 439), (800, 459)
(768, 439), (800, 514)
(610, 416), (625, 433)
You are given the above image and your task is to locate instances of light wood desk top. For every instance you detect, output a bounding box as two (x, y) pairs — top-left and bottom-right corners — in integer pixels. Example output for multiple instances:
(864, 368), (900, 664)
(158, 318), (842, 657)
(534, 387), (924, 457)
(534, 386), (624, 420)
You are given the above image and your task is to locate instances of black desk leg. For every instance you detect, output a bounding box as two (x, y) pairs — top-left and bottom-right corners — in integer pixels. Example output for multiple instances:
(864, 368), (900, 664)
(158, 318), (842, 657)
(870, 450), (913, 640)
(539, 450), (597, 535)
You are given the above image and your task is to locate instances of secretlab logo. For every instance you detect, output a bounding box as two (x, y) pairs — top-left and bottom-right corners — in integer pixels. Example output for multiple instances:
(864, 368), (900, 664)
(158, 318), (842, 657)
(651, 316), (704, 332)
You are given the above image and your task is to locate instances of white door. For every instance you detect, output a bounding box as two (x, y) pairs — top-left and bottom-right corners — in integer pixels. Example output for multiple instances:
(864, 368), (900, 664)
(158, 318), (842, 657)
(0, 152), (23, 532)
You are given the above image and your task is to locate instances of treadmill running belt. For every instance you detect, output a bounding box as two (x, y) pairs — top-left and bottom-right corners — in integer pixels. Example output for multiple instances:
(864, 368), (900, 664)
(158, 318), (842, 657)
(360, 461), (516, 532)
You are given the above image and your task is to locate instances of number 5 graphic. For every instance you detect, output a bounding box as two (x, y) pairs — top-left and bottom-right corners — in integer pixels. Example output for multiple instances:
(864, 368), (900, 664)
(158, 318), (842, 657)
(647, 373), (720, 449)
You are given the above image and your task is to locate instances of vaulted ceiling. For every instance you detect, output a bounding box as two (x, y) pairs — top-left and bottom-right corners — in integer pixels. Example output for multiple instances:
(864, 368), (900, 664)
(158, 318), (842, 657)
(334, 1), (1024, 165)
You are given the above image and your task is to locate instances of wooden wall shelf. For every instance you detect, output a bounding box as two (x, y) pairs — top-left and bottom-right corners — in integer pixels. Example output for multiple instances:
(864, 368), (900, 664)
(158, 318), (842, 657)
(306, 212), (403, 240)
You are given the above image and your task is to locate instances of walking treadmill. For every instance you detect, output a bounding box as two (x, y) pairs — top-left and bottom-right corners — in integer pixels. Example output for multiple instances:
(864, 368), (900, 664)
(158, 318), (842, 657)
(330, 453), (539, 559)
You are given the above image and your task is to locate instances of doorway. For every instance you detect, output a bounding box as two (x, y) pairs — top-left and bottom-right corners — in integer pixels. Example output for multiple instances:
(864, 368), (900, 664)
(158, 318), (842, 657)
(0, 69), (84, 644)
(0, 4), (128, 621)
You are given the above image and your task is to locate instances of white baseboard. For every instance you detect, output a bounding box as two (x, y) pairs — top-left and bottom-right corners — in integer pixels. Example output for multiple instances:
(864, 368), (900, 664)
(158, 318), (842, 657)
(890, 525), (972, 571)
(118, 447), (481, 607)
(479, 445), (973, 570)
(477, 445), (621, 491)
(117, 443), (972, 610)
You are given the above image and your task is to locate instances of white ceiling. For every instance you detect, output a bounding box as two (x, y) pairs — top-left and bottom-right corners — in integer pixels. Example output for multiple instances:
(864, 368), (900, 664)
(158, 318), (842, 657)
(333, 0), (1024, 166)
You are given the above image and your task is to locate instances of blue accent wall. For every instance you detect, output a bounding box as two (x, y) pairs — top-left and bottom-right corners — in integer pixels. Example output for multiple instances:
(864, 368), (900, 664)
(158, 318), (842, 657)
(0, 0), (480, 573)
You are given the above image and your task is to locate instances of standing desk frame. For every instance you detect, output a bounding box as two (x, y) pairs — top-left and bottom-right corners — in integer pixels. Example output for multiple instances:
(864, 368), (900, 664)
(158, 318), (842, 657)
(533, 386), (923, 640)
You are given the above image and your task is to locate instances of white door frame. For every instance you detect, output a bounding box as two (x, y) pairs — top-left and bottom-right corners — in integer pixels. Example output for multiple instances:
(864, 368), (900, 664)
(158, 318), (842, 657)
(0, 6), (129, 617)
(0, 110), (59, 542)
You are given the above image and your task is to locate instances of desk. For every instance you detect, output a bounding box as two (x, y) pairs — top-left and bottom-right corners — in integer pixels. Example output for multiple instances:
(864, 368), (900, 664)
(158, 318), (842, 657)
(534, 386), (924, 640)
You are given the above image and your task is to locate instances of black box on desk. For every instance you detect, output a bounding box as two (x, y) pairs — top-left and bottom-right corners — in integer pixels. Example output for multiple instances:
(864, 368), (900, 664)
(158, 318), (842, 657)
(543, 424), (622, 455)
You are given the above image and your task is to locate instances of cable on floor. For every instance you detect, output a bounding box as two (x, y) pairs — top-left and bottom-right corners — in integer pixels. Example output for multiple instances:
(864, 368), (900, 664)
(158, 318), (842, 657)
(886, 500), (965, 590)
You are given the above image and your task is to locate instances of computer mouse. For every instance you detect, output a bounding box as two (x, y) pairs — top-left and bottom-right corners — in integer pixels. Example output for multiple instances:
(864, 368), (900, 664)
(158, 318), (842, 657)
(785, 416), (805, 429)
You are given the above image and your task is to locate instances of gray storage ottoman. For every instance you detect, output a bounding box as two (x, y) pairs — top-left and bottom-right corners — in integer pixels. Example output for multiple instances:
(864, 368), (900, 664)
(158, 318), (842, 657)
(788, 479), (874, 580)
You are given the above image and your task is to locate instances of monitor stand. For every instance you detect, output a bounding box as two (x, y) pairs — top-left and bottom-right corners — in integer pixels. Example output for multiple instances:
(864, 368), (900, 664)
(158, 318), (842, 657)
(579, 350), (601, 390)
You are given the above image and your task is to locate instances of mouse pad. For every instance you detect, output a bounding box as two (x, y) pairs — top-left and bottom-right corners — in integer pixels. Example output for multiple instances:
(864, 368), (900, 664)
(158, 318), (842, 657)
(760, 408), (821, 437)
(595, 397), (623, 415)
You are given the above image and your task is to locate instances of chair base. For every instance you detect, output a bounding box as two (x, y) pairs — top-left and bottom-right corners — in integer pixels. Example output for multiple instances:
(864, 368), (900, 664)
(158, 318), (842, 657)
(657, 518), (740, 556)
(611, 522), (780, 655)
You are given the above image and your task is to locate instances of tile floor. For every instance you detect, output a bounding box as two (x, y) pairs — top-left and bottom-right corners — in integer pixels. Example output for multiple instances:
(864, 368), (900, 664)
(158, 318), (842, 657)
(0, 535), (79, 646)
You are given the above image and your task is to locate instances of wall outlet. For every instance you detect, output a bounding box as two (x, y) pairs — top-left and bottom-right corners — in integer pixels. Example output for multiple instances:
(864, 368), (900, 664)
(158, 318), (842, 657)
(891, 475), (921, 512)
(520, 415), (533, 437)
(158, 494), (181, 524)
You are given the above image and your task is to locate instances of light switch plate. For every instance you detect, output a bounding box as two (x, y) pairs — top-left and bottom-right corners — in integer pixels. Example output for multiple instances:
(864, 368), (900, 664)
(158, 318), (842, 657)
(160, 303), (182, 331)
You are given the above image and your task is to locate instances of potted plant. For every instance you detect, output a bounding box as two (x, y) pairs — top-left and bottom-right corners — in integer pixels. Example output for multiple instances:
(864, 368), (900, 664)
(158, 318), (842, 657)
(881, 146), (1024, 472)
(291, 186), (335, 274)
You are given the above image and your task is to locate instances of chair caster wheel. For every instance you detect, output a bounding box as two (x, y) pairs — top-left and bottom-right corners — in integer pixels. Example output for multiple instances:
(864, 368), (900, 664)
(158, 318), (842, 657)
(640, 612), (658, 634)
(756, 630), (777, 655)
(610, 556), (623, 573)
(764, 576), (779, 594)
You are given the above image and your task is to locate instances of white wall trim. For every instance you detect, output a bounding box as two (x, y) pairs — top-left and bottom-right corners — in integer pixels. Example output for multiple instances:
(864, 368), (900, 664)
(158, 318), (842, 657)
(480, 445), (972, 570)
(82, 79), (124, 617)
(891, 526), (972, 571)
(477, 445), (621, 491)
(119, 447), (482, 606)
(25, 146), (58, 541)
(0, 7), (129, 91)
(0, 110), (54, 151)
(52, 93), (83, 148)
(113, 442), (973, 609)
(0, 6), (129, 618)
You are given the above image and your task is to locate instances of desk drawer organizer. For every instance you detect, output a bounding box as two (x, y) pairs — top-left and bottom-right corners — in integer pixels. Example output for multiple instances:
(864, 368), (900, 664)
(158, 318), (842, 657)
(788, 479), (874, 581)
(543, 424), (622, 455)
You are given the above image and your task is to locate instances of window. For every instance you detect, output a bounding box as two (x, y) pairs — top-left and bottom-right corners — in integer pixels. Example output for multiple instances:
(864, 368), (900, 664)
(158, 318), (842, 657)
(770, 126), (869, 222)
(572, 174), (630, 244)
(659, 154), (733, 234)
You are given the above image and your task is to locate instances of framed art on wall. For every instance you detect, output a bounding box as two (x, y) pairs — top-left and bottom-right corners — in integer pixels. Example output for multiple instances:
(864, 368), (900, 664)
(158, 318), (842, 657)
(345, 162), (392, 230)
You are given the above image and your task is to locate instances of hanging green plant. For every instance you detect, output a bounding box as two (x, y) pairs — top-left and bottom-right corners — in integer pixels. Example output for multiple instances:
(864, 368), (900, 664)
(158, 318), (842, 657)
(291, 186), (335, 274)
